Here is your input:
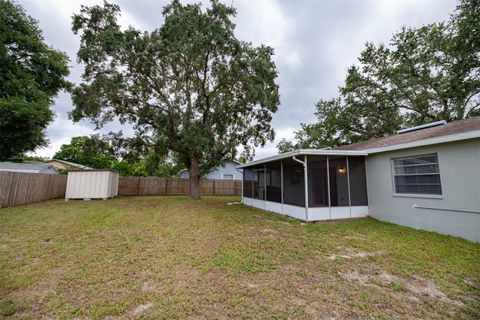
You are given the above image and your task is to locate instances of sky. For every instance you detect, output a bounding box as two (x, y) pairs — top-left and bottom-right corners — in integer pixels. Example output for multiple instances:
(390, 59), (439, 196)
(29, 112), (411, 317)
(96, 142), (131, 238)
(19, 0), (457, 160)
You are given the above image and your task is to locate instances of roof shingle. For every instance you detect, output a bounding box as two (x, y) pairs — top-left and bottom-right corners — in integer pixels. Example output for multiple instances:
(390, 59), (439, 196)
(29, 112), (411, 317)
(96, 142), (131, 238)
(336, 116), (480, 151)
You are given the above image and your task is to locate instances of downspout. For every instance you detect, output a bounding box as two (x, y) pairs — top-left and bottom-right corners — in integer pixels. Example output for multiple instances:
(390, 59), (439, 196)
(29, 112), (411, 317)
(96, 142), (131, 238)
(292, 155), (309, 223)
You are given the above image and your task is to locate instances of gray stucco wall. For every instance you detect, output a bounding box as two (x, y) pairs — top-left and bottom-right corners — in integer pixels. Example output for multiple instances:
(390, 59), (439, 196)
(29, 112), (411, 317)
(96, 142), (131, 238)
(179, 161), (242, 180)
(365, 139), (480, 242)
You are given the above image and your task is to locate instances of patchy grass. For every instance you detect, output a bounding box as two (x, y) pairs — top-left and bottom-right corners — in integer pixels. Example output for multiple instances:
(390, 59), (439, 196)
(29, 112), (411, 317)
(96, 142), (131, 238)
(0, 196), (479, 319)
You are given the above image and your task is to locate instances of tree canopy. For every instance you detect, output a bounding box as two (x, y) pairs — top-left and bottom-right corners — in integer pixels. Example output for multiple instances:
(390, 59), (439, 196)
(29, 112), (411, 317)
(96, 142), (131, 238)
(70, 0), (279, 198)
(0, 0), (69, 160)
(53, 134), (183, 177)
(53, 135), (116, 169)
(278, 0), (480, 152)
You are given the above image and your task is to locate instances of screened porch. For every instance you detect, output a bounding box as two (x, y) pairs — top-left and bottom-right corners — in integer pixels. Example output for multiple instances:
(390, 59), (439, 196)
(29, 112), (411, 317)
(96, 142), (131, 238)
(239, 151), (369, 221)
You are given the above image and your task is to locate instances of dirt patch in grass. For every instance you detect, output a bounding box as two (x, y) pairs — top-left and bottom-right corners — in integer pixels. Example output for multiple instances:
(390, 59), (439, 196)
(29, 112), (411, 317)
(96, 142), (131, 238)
(342, 269), (465, 308)
(1, 196), (479, 319)
(378, 271), (461, 305)
(132, 302), (153, 316)
(328, 247), (383, 260)
(140, 282), (154, 293)
(260, 228), (278, 234)
(343, 270), (371, 284)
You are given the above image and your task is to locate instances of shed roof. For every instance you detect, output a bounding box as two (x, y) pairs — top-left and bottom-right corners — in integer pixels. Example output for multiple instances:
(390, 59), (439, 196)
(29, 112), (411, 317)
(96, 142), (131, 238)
(336, 116), (480, 152)
(68, 169), (118, 173)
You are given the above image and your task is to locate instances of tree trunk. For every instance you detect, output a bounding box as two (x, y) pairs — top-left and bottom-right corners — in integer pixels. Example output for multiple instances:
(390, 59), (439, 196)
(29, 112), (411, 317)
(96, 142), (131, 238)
(189, 156), (201, 200)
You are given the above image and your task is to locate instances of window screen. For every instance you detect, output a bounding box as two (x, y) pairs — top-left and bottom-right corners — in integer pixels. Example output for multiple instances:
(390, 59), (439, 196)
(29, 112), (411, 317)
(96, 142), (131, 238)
(392, 154), (442, 195)
(223, 174), (234, 180)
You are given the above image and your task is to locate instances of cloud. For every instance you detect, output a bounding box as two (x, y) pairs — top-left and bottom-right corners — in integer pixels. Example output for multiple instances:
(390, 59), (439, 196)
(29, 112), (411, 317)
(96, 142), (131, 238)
(17, 0), (456, 160)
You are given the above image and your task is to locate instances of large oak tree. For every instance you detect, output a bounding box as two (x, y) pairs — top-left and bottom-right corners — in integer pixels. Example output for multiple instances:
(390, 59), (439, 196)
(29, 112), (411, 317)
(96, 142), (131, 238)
(0, 1), (69, 160)
(71, 0), (279, 199)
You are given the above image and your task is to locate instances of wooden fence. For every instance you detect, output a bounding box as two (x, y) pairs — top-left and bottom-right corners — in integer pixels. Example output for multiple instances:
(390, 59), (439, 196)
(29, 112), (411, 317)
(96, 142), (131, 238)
(0, 172), (68, 208)
(0, 173), (241, 209)
(118, 177), (242, 196)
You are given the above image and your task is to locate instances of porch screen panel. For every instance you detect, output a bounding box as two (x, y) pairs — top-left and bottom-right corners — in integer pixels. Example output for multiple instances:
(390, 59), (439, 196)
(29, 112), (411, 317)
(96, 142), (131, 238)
(348, 157), (368, 206)
(283, 157), (305, 206)
(243, 167), (253, 198)
(328, 156), (349, 207)
(266, 161), (282, 203)
(253, 166), (265, 200)
(307, 155), (328, 207)
(252, 166), (259, 198)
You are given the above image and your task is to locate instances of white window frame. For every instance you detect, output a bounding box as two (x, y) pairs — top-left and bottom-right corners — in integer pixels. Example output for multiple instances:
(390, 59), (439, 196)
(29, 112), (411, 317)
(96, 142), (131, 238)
(391, 153), (443, 198)
(223, 174), (234, 180)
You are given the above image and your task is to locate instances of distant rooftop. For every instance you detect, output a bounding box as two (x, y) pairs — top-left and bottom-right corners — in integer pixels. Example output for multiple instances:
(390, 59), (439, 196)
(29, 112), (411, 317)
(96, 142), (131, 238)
(336, 116), (480, 152)
(45, 159), (90, 169)
(0, 162), (58, 174)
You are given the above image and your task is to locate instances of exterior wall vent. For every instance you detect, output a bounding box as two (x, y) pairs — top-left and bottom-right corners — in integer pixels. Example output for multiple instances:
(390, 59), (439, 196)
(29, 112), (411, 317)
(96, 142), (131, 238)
(397, 120), (447, 134)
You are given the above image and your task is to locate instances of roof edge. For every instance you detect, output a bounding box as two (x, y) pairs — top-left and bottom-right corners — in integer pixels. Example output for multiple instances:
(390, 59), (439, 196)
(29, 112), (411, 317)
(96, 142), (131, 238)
(68, 169), (119, 173)
(237, 149), (368, 168)
(364, 129), (480, 154)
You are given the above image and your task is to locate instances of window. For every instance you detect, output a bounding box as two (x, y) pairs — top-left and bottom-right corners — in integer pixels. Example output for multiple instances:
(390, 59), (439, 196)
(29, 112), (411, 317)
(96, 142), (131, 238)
(392, 154), (442, 195)
(223, 174), (233, 180)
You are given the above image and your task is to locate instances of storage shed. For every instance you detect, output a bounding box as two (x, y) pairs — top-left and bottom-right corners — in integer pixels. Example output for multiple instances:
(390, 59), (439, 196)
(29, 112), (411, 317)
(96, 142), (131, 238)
(66, 170), (119, 200)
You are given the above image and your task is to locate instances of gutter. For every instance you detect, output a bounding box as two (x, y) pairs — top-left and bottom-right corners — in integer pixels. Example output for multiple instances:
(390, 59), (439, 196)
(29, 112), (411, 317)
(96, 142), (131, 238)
(237, 149), (367, 169)
(292, 155), (309, 223)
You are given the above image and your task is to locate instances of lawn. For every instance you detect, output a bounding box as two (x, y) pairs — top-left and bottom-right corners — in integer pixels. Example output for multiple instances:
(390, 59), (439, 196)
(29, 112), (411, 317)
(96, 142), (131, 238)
(0, 196), (479, 319)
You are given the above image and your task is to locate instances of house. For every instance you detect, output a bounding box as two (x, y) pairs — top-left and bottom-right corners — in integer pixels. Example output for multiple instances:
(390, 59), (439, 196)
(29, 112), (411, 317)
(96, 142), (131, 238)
(178, 160), (242, 180)
(44, 159), (90, 170)
(238, 117), (480, 242)
(0, 162), (58, 174)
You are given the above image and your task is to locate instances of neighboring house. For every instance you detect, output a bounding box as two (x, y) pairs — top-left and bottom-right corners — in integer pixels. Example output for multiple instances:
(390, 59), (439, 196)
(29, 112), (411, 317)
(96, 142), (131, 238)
(0, 162), (58, 174)
(178, 160), (242, 180)
(44, 159), (91, 170)
(239, 117), (480, 242)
